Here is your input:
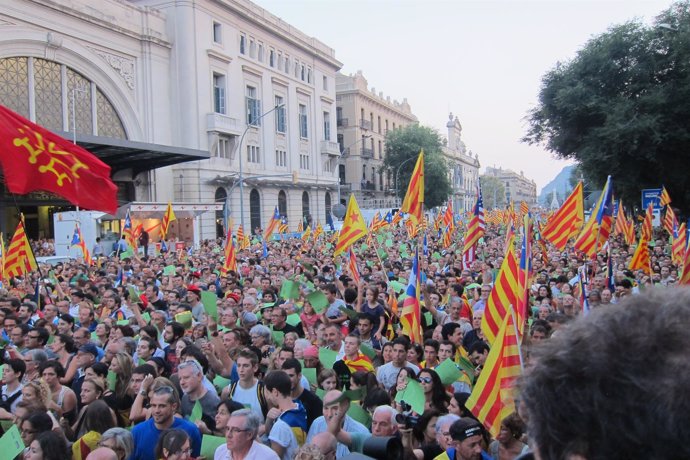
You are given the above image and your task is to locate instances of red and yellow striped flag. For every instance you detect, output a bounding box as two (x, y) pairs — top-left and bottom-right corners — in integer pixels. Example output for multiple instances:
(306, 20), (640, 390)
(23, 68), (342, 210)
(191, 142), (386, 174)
(0, 233), (5, 282)
(673, 222), (686, 266)
(348, 248), (360, 285)
(679, 233), (690, 284)
(660, 186), (672, 207)
(344, 354), (374, 373)
(663, 206), (676, 236)
(297, 221), (304, 233)
(161, 202), (176, 240)
(641, 202), (654, 241)
(625, 217), (636, 246)
(541, 182), (584, 250)
(314, 222), (324, 241)
(614, 200), (627, 237)
(405, 218), (419, 239)
(466, 307), (522, 437)
(301, 225), (312, 242)
(400, 150), (425, 225)
(333, 195), (367, 257)
(481, 245), (518, 344)
(221, 228), (238, 275)
(574, 177), (613, 257)
(519, 201), (529, 216)
(463, 187), (485, 254)
(629, 236), (651, 274)
(4, 220), (37, 279)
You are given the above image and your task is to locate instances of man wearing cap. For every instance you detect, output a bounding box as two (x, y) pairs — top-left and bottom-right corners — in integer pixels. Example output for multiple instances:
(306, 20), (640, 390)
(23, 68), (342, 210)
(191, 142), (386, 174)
(186, 285), (205, 321)
(72, 343), (99, 399)
(438, 418), (489, 460)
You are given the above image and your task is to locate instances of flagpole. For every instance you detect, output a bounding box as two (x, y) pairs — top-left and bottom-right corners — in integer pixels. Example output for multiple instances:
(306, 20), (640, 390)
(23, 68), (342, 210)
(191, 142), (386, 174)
(368, 231), (387, 269)
(509, 306), (525, 371)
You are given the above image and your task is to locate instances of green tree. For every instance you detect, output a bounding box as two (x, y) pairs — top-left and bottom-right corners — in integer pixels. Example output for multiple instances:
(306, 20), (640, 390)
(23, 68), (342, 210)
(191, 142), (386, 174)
(523, 1), (690, 215)
(479, 175), (506, 209)
(382, 124), (451, 209)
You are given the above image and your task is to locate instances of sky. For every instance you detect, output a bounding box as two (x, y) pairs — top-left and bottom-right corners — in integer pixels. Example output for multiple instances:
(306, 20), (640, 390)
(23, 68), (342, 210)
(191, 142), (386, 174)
(252, 0), (675, 193)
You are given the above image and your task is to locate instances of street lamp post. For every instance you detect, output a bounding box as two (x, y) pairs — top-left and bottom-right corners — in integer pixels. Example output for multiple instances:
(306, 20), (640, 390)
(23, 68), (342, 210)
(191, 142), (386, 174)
(237, 104), (285, 232)
(336, 135), (371, 205)
(395, 156), (417, 206)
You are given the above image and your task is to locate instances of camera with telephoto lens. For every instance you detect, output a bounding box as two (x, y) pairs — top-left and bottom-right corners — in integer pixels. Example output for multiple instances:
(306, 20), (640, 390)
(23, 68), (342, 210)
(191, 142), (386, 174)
(395, 401), (419, 428)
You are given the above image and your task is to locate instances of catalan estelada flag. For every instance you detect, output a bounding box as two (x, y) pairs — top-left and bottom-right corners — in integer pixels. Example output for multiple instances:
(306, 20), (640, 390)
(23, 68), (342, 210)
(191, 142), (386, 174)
(278, 216), (289, 234)
(263, 207), (281, 241)
(400, 247), (422, 343)
(574, 176), (614, 257)
(466, 307), (522, 438)
(161, 202), (176, 240)
(348, 248), (360, 285)
(344, 354), (374, 373)
(71, 223), (92, 266)
(301, 225), (312, 242)
(614, 200), (627, 237)
(400, 150), (424, 225)
(313, 222), (324, 241)
(0, 104), (118, 213)
(481, 245), (518, 344)
(123, 209), (137, 249)
(516, 214), (532, 333)
(663, 206), (676, 236)
(333, 194), (367, 257)
(679, 223), (690, 285)
(541, 182), (584, 250)
(221, 229), (238, 275)
(463, 186), (485, 254)
(641, 202), (654, 241)
(4, 219), (37, 278)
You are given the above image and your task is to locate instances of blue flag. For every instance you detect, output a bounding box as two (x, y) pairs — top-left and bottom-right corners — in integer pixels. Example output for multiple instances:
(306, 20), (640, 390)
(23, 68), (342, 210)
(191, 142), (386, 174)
(326, 212), (335, 231)
(423, 233), (428, 256)
(262, 240), (269, 259)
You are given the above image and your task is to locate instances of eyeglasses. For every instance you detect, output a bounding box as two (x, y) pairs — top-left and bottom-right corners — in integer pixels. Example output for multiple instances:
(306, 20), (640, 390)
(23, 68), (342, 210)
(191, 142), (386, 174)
(418, 377), (432, 384)
(174, 447), (193, 455)
(226, 427), (250, 435)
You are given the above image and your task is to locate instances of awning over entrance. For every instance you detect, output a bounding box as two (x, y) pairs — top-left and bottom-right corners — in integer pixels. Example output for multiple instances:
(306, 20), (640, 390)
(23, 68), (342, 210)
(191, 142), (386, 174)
(56, 132), (210, 176)
(101, 202), (223, 220)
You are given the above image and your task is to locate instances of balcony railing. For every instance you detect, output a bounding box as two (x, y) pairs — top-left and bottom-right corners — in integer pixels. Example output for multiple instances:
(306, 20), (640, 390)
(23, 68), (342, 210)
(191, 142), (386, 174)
(361, 147), (374, 158)
(360, 119), (373, 130)
(206, 113), (241, 135)
(320, 140), (340, 156)
(337, 118), (349, 127)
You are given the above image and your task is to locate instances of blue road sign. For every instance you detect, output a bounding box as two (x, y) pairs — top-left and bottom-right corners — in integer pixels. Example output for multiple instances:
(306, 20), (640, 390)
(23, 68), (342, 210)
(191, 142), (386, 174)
(641, 188), (662, 211)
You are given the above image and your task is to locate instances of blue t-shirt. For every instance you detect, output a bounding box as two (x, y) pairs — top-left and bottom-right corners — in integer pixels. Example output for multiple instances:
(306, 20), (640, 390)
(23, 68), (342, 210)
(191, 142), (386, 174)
(130, 416), (201, 460)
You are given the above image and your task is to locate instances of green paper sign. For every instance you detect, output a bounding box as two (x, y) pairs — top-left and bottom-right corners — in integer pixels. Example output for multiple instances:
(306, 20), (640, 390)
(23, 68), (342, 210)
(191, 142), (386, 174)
(127, 286), (139, 303)
(142, 312), (151, 323)
(175, 311), (193, 329)
(286, 313), (301, 327)
(385, 239), (393, 248)
(116, 319), (130, 326)
(334, 387), (365, 403)
(377, 234), (384, 244)
(401, 252), (409, 259)
(400, 243), (408, 252)
(325, 243), (333, 250)
(272, 330), (285, 347)
(390, 281), (405, 293)
(0, 425), (23, 458)
(163, 265), (176, 276)
(432, 252), (442, 260)
(302, 367), (317, 387)
(306, 291), (329, 313)
(377, 248), (388, 259)
(436, 358), (463, 385)
(201, 291), (218, 320)
(213, 375), (232, 392)
(316, 388), (326, 399)
(361, 243), (369, 251)
(360, 343), (377, 360)
(280, 280), (300, 300)
(338, 306), (358, 320)
(347, 403), (372, 427)
(200, 435), (225, 459)
(107, 371), (117, 391)
(395, 379), (426, 415)
(423, 311), (433, 327)
(189, 399), (203, 422)
(90, 331), (99, 341)
(119, 249), (134, 260)
(319, 347), (338, 369)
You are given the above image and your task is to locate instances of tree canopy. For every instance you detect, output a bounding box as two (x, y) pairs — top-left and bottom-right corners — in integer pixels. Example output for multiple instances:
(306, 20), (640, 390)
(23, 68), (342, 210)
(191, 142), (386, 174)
(383, 124), (451, 209)
(523, 1), (690, 215)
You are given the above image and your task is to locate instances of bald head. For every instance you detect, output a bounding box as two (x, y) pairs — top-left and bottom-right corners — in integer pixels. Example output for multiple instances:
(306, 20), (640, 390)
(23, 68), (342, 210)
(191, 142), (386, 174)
(86, 447), (118, 460)
(312, 431), (337, 455)
(323, 390), (343, 407)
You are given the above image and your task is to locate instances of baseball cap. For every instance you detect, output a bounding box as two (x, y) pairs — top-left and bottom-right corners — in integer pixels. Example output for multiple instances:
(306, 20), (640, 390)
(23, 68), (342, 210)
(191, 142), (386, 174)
(78, 343), (99, 357)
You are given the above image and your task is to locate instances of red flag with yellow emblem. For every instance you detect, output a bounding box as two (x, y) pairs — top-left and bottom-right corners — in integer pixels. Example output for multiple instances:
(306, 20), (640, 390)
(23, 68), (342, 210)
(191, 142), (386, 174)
(0, 105), (118, 213)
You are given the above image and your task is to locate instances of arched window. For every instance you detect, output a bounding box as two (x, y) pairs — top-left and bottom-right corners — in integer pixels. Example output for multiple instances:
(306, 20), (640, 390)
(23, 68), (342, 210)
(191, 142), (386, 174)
(278, 190), (288, 217)
(250, 189), (261, 234)
(302, 191), (310, 226)
(215, 187), (227, 238)
(324, 192), (332, 223)
(0, 57), (126, 138)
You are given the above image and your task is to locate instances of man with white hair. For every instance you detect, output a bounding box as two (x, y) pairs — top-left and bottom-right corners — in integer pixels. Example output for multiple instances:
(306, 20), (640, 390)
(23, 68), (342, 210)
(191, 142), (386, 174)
(214, 408), (279, 460)
(178, 360), (220, 430)
(326, 404), (399, 453)
(311, 432), (337, 460)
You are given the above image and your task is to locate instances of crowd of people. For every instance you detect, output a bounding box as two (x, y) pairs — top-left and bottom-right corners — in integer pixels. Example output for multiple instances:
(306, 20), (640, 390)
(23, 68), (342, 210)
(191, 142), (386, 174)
(0, 216), (683, 460)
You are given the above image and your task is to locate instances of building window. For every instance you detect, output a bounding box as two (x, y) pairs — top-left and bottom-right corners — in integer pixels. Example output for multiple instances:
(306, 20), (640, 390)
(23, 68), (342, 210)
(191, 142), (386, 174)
(249, 39), (256, 58)
(378, 140), (382, 158)
(247, 145), (260, 163)
(302, 191), (311, 222)
(213, 73), (226, 114)
(246, 86), (261, 125)
(275, 95), (286, 133)
(258, 43), (264, 62)
(269, 49), (275, 67)
(213, 22), (222, 44)
(323, 75), (328, 90)
(300, 152), (310, 170)
(301, 65), (305, 81)
(299, 104), (308, 138)
(275, 149), (287, 167)
(284, 56), (290, 74)
(277, 52), (283, 70)
(249, 189), (261, 233)
(278, 190), (288, 216)
(323, 111), (330, 141)
(377, 116), (381, 133)
(239, 34), (246, 54)
(362, 165), (366, 180)
(216, 136), (231, 158)
(336, 107), (342, 124)
(307, 68), (312, 84)
(385, 119), (389, 132)
(323, 158), (332, 173)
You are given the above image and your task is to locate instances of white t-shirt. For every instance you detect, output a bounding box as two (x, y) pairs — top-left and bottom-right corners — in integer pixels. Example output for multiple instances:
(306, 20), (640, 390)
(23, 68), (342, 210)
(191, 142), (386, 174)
(376, 361), (420, 390)
(214, 440), (280, 460)
(269, 419), (300, 460)
(231, 380), (264, 422)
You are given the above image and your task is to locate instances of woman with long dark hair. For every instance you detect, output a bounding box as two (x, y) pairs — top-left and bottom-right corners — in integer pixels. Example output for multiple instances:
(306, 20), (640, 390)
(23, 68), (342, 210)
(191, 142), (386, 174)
(418, 368), (449, 413)
(72, 400), (117, 460)
(155, 428), (192, 460)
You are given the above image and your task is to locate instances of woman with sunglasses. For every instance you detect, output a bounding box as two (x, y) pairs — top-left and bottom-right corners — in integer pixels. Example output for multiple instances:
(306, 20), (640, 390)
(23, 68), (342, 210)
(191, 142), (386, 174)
(418, 369), (449, 413)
